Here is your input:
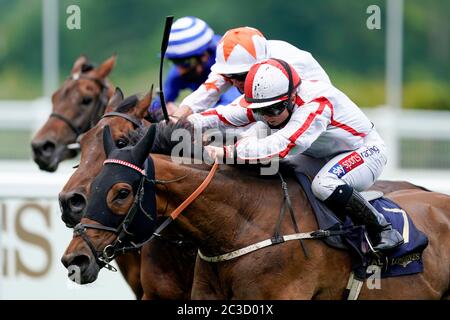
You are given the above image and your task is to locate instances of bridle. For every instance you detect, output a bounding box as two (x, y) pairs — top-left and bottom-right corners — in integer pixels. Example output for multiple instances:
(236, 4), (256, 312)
(50, 73), (110, 147)
(73, 162), (150, 271)
(73, 154), (219, 271)
(71, 112), (147, 271)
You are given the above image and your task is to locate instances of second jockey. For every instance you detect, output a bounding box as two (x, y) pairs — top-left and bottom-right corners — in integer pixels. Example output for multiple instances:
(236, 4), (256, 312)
(172, 26), (331, 119)
(149, 16), (240, 121)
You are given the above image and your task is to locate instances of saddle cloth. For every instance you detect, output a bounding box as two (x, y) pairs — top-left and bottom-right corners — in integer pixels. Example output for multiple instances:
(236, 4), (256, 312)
(294, 172), (429, 279)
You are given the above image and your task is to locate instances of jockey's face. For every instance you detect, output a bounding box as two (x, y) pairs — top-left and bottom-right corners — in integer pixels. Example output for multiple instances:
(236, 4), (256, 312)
(262, 108), (290, 126)
(173, 52), (210, 82)
(222, 72), (248, 94)
(230, 78), (245, 93)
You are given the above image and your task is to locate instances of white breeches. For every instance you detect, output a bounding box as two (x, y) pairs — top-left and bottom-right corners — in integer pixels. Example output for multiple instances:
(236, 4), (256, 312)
(311, 130), (388, 200)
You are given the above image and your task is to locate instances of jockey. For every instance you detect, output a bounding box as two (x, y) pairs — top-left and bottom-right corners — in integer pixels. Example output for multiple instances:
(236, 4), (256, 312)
(194, 58), (404, 252)
(149, 16), (240, 120)
(171, 26), (331, 119)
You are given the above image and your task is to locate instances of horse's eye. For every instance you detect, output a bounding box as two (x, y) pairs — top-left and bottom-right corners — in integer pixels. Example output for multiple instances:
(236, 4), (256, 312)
(116, 139), (128, 149)
(116, 189), (130, 200)
(81, 96), (93, 105)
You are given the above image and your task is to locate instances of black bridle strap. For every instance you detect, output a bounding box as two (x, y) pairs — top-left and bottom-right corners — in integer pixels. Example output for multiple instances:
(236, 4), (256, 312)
(50, 75), (110, 139)
(75, 223), (119, 234)
(272, 173), (309, 258)
(76, 165), (148, 265)
(101, 112), (143, 129)
(116, 160), (219, 256)
(73, 223), (118, 271)
(50, 113), (81, 136)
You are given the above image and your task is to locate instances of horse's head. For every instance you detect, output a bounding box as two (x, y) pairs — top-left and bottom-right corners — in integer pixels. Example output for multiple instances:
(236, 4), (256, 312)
(31, 55), (115, 172)
(58, 87), (152, 228)
(61, 125), (158, 284)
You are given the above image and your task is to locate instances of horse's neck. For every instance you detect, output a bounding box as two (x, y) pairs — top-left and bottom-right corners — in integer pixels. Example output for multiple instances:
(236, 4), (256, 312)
(153, 155), (292, 256)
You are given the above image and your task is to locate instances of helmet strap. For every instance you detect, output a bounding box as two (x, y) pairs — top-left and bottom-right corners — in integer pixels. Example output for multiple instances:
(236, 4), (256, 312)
(272, 58), (297, 113)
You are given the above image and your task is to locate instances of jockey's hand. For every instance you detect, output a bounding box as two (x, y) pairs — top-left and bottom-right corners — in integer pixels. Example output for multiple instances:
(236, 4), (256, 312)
(168, 115), (179, 123)
(204, 145), (224, 160)
(166, 102), (177, 115)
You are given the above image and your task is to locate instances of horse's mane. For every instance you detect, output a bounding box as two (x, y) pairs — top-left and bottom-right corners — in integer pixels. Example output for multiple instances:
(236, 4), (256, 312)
(118, 109), (282, 180)
(150, 117), (195, 156)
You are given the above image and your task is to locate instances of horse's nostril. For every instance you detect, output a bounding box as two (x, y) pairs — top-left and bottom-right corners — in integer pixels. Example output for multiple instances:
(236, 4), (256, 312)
(41, 141), (56, 154)
(59, 191), (87, 227)
(32, 140), (56, 157)
(71, 254), (91, 270)
(68, 193), (87, 212)
(62, 254), (91, 281)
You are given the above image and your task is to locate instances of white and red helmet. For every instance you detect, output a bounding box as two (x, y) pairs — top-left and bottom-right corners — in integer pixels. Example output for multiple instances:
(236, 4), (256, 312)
(210, 27), (268, 75)
(240, 58), (301, 109)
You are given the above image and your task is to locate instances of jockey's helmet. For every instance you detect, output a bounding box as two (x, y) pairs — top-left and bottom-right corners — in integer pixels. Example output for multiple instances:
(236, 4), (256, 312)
(211, 27), (268, 75)
(239, 58), (301, 111)
(165, 17), (214, 60)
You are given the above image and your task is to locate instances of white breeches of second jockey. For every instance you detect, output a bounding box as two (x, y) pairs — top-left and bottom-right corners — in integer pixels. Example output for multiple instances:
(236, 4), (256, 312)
(311, 130), (388, 201)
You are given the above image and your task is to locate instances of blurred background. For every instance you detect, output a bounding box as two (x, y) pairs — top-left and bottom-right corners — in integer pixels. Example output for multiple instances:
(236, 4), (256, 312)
(0, 0), (449, 299)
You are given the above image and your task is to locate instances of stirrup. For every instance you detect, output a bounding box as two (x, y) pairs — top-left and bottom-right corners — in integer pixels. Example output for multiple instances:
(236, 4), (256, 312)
(373, 229), (404, 252)
(364, 231), (380, 255)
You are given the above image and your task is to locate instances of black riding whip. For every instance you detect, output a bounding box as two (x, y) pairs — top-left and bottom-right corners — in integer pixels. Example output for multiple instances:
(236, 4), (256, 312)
(159, 15), (174, 123)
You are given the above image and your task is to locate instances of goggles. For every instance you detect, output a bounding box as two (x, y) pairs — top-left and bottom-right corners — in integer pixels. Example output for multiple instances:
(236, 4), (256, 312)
(170, 56), (201, 68)
(253, 100), (288, 117)
(221, 72), (248, 82)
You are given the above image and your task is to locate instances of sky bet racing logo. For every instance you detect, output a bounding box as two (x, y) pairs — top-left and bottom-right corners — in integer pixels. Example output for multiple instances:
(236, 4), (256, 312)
(328, 146), (380, 178)
(329, 151), (365, 178)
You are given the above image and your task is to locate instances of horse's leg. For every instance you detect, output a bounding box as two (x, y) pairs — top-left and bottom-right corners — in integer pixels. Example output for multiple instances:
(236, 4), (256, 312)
(140, 240), (195, 300)
(191, 256), (227, 300)
(115, 252), (143, 299)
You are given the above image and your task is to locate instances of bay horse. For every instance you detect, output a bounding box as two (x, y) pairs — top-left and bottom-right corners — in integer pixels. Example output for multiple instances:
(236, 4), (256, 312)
(31, 55), (115, 172)
(59, 89), (196, 299)
(61, 124), (450, 299)
(29, 55), (149, 298)
(58, 89), (429, 300)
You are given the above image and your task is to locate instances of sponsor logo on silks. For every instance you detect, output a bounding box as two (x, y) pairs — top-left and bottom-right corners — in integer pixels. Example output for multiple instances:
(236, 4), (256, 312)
(328, 151), (365, 178)
(360, 145), (380, 159)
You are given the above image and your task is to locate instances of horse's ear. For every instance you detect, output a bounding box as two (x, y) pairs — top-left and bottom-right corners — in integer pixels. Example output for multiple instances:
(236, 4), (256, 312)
(136, 84), (153, 119)
(105, 87), (124, 112)
(95, 55), (116, 79)
(132, 125), (156, 166)
(71, 55), (88, 74)
(103, 125), (116, 157)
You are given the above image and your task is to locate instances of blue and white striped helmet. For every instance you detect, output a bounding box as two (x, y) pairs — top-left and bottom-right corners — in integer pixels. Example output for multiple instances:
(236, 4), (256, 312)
(165, 17), (214, 59)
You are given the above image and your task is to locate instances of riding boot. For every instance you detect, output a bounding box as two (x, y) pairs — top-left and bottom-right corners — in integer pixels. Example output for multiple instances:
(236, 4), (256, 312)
(344, 188), (404, 251)
(325, 185), (404, 252)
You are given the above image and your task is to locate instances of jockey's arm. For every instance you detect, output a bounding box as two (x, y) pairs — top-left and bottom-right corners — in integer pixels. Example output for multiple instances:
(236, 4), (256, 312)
(225, 101), (332, 161)
(188, 97), (257, 134)
(171, 104), (193, 119)
(175, 73), (233, 119)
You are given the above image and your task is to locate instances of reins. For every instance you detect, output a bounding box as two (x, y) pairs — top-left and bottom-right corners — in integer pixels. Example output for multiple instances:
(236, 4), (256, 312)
(116, 159), (220, 256)
(74, 158), (220, 267)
